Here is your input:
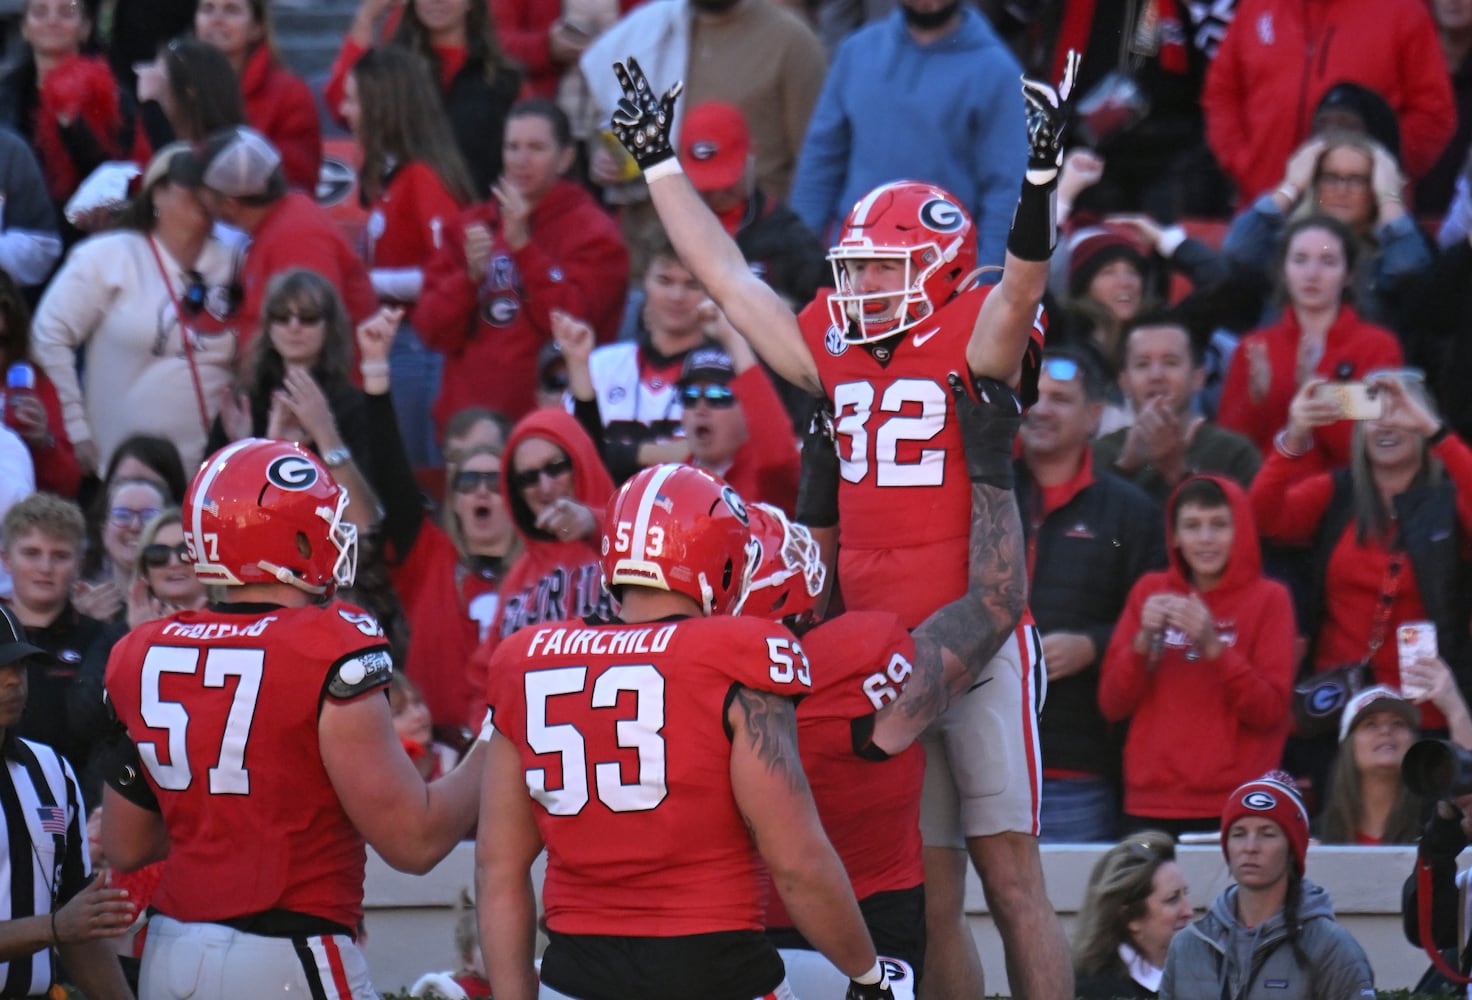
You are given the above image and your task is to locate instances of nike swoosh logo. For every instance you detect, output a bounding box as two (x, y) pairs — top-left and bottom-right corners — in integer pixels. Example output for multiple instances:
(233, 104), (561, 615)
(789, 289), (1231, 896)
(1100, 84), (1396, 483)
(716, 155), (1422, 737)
(966, 676), (993, 694)
(912, 326), (940, 348)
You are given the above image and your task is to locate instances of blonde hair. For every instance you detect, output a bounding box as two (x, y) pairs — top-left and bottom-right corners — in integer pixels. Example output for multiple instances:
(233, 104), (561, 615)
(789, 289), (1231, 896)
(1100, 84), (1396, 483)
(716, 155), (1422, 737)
(1072, 831), (1179, 976)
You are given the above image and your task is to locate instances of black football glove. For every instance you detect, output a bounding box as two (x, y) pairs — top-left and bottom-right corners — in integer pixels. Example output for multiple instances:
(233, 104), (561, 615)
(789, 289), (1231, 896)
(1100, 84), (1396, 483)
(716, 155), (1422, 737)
(610, 56), (683, 173)
(795, 395), (840, 529)
(947, 371), (1023, 490)
(1020, 48), (1080, 185)
(846, 971), (894, 1000)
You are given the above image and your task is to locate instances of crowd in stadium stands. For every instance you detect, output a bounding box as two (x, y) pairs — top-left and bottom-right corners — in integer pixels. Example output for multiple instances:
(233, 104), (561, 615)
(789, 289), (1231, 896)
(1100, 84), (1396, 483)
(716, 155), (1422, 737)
(1, 0), (1472, 996)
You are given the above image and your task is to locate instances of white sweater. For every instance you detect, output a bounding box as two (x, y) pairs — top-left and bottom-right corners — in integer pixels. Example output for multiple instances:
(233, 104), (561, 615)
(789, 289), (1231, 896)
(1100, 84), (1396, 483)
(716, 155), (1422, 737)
(30, 230), (240, 470)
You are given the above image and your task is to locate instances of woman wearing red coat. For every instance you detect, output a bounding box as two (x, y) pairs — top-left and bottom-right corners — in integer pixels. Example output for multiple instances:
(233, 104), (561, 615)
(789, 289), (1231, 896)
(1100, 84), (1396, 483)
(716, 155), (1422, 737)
(195, 0), (322, 192)
(1218, 214), (1403, 468)
(415, 99), (628, 428)
(1101, 475), (1297, 835)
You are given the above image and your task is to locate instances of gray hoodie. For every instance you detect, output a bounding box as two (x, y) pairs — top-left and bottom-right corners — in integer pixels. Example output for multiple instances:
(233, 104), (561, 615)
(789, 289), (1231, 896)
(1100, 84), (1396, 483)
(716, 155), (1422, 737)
(1159, 879), (1376, 1000)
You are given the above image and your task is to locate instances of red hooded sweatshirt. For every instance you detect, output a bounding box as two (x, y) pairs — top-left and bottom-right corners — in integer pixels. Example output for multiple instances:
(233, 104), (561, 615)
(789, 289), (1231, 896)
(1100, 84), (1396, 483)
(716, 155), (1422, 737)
(414, 180), (628, 427)
(1099, 475), (1297, 820)
(464, 408), (614, 724)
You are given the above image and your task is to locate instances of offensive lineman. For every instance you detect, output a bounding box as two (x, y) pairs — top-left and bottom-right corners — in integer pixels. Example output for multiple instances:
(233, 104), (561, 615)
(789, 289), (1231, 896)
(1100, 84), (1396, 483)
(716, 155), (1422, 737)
(101, 438), (485, 998)
(476, 462), (893, 1000)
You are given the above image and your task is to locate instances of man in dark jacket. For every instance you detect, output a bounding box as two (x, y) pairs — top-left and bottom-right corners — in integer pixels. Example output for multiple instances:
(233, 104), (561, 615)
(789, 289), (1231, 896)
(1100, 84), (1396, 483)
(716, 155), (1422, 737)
(1018, 348), (1165, 841)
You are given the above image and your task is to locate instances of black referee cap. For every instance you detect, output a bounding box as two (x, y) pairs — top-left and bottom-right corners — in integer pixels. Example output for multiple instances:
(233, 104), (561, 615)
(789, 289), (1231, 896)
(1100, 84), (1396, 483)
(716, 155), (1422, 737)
(0, 606), (44, 668)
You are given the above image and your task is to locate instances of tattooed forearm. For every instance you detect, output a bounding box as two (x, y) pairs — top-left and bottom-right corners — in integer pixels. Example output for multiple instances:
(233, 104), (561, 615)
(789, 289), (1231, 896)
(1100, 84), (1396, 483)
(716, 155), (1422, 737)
(873, 481), (1027, 753)
(729, 686), (809, 795)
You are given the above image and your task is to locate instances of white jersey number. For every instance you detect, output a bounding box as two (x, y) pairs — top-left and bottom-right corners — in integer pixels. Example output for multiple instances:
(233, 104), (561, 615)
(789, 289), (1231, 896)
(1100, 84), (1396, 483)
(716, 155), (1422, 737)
(138, 646), (264, 795)
(524, 664), (668, 816)
(833, 378), (948, 487)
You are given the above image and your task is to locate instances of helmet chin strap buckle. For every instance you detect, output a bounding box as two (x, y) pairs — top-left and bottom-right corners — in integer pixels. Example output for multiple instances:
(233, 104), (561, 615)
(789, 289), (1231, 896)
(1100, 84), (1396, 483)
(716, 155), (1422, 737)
(257, 560), (328, 596)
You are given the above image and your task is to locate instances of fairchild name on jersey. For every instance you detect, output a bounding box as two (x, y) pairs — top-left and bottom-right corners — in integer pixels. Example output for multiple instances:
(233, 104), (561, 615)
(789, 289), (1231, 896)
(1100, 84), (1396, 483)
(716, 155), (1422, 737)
(525, 623), (678, 659)
(161, 616), (278, 640)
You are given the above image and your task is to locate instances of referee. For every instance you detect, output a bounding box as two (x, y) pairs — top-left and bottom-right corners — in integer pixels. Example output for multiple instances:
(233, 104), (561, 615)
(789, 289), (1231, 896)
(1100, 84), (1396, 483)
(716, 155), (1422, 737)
(0, 605), (132, 999)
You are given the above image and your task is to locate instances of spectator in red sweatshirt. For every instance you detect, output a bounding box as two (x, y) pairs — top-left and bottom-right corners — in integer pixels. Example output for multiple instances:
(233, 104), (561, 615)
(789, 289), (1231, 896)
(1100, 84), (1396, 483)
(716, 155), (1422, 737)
(415, 99), (627, 429)
(463, 407), (612, 725)
(194, 0), (321, 192)
(1100, 475), (1297, 837)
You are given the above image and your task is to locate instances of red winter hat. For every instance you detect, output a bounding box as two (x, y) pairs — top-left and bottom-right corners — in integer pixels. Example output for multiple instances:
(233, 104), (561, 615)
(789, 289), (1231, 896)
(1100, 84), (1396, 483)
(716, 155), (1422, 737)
(1066, 225), (1147, 298)
(679, 102), (750, 193)
(1221, 771), (1310, 874)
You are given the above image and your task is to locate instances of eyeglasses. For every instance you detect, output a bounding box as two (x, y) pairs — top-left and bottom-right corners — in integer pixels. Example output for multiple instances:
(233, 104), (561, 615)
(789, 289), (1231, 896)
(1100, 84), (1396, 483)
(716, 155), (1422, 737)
(1317, 171), (1371, 190)
(108, 507), (162, 530)
(451, 470), (501, 494)
(1041, 357), (1081, 382)
(267, 308), (324, 326)
(510, 457), (573, 490)
(680, 384), (737, 408)
(181, 271), (207, 316)
(141, 541), (191, 569)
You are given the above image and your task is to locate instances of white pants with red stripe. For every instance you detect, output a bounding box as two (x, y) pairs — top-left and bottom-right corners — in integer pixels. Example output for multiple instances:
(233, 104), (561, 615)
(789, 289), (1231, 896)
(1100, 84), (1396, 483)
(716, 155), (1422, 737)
(139, 914), (377, 999)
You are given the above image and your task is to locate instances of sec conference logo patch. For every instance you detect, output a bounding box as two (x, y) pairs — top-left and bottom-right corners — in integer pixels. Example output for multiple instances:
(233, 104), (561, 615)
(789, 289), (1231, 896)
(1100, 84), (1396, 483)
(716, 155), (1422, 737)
(824, 324), (849, 356)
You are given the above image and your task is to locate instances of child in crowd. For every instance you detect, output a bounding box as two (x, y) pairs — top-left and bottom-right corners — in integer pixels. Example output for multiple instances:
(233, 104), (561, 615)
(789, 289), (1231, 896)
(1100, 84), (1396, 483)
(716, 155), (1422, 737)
(390, 671), (461, 781)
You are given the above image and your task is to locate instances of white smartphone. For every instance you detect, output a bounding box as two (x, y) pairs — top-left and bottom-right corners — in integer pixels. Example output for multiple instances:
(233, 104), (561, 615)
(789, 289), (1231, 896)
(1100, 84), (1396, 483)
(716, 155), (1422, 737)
(1312, 381), (1384, 421)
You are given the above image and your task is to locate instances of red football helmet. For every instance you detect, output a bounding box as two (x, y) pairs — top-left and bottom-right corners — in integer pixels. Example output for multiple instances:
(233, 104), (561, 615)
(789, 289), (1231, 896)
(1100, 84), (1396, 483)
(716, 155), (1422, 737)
(742, 503), (825, 627)
(827, 180), (978, 344)
(184, 438), (357, 594)
(600, 464), (758, 616)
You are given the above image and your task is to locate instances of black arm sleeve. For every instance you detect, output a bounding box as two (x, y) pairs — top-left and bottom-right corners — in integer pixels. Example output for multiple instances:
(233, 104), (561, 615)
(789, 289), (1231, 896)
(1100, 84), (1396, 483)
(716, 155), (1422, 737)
(363, 391), (426, 561)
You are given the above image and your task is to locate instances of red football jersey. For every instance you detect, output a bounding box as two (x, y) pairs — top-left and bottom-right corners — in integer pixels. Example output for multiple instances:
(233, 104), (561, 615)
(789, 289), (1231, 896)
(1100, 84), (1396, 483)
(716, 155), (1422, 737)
(485, 614), (813, 937)
(765, 611), (923, 931)
(799, 289), (985, 624)
(105, 601), (392, 930)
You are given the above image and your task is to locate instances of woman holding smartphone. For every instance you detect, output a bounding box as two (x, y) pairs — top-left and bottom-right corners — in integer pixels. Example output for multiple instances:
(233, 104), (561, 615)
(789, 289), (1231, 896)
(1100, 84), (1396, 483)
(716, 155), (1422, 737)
(1251, 370), (1472, 798)
(1218, 214), (1404, 467)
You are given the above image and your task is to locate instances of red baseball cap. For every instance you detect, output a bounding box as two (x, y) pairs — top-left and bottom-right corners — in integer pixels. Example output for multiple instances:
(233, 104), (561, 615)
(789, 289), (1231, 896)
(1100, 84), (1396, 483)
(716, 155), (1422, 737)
(679, 102), (751, 193)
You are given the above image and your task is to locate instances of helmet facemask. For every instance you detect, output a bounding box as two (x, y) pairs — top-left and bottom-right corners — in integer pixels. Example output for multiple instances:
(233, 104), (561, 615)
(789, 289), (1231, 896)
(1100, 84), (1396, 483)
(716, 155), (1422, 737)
(827, 244), (947, 345)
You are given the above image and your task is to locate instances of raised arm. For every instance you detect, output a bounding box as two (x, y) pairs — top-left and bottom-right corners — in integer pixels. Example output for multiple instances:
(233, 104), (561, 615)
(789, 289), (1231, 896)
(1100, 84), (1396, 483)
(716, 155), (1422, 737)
(608, 58), (820, 394)
(870, 374), (1027, 753)
(965, 52), (1078, 383)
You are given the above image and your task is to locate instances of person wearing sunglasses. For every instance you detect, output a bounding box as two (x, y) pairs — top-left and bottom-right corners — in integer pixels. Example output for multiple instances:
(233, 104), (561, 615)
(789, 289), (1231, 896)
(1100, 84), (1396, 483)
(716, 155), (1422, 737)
(465, 409), (614, 728)
(128, 508), (205, 625)
(30, 141), (240, 477)
(677, 344), (799, 515)
(211, 268), (380, 537)
(71, 477), (168, 626)
(355, 307), (516, 732)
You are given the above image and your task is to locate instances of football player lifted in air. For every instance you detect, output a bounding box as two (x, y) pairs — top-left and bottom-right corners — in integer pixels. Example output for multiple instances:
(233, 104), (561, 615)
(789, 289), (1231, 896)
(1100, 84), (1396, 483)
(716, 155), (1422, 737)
(609, 51), (1080, 1000)
(101, 438), (485, 999)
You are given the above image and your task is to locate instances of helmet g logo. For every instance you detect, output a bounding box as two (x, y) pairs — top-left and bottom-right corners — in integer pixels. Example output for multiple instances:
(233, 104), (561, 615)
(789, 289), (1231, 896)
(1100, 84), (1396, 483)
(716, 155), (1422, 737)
(720, 485), (749, 524)
(1242, 791), (1277, 811)
(267, 455), (320, 491)
(919, 198), (964, 233)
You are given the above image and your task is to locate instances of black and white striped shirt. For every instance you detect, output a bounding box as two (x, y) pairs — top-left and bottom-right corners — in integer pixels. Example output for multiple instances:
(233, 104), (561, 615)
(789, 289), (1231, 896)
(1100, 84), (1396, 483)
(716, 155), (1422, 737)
(0, 733), (88, 999)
